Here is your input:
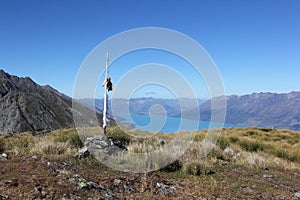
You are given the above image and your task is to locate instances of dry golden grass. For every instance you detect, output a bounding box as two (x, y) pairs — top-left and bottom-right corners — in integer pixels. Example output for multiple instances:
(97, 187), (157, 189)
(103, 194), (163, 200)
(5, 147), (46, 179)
(1, 126), (299, 172)
(1, 127), (300, 199)
(114, 127), (300, 174)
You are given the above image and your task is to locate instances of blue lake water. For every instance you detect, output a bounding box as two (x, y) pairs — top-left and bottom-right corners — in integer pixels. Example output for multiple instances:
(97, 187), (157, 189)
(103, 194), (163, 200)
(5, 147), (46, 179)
(116, 114), (246, 134)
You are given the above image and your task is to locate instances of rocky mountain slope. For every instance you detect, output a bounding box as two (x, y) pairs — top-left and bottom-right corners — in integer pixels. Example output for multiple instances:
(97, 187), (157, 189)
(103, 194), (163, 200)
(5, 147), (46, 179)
(0, 70), (101, 134)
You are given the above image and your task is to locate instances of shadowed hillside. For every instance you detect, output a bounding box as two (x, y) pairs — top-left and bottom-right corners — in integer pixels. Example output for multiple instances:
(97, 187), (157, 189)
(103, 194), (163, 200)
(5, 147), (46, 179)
(0, 70), (101, 134)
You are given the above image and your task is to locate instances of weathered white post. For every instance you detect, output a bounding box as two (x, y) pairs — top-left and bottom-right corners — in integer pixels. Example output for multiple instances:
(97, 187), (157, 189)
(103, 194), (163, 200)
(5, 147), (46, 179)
(103, 53), (109, 135)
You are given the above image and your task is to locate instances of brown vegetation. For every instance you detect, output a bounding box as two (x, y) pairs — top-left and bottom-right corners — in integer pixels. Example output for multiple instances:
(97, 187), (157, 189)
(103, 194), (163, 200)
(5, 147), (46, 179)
(0, 127), (300, 199)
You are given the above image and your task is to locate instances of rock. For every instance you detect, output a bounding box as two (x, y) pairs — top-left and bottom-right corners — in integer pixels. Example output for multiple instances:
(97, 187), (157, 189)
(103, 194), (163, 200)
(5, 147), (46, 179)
(263, 174), (273, 178)
(113, 179), (123, 185)
(295, 191), (300, 200)
(233, 152), (241, 160)
(75, 146), (90, 159)
(205, 169), (216, 175)
(78, 177), (88, 189)
(61, 193), (82, 200)
(87, 181), (104, 190)
(58, 169), (70, 175)
(62, 194), (72, 200)
(35, 186), (43, 194)
(31, 155), (38, 160)
(74, 174), (104, 190)
(0, 153), (8, 160)
(123, 182), (133, 193)
(223, 147), (235, 157)
(156, 182), (181, 195)
(84, 136), (127, 159)
(0, 194), (9, 200)
(242, 187), (253, 193)
(100, 189), (114, 199)
(5, 179), (18, 187)
(73, 174), (115, 199)
(79, 181), (88, 189)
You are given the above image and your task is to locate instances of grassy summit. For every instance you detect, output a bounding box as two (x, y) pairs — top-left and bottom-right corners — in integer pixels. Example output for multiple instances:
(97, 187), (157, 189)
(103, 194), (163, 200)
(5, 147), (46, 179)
(0, 127), (299, 199)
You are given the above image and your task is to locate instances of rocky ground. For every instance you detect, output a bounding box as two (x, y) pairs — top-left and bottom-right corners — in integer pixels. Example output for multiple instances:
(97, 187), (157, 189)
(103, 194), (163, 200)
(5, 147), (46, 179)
(1, 127), (300, 199)
(1, 154), (300, 199)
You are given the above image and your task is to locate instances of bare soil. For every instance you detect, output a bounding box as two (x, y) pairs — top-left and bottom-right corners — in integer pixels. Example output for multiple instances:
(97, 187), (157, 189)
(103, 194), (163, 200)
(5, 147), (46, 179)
(1, 155), (300, 199)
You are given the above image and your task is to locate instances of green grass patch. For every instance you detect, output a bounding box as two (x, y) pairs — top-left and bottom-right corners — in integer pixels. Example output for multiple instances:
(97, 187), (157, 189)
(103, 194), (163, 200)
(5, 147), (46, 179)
(52, 129), (83, 148)
(272, 149), (299, 162)
(229, 136), (239, 143)
(217, 136), (230, 150)
(238, 140), (265, 152)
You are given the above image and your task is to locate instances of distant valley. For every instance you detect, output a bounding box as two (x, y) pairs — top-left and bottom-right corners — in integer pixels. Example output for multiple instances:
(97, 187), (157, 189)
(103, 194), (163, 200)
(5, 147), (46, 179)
(82, 92), (300, 131)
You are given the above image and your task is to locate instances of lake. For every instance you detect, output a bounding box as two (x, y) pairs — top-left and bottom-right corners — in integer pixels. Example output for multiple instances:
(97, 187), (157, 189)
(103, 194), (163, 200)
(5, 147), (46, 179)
(116, 114), (246, 134)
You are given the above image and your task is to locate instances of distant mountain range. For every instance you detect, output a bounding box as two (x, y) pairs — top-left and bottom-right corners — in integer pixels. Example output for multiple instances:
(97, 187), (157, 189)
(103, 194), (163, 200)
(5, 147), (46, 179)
(199, 92), (300, 131)
(1, 69), (299, 134)
(0, 70), (101, 134)
(80, 98), (205, 117)
(82, 92), (300, 131)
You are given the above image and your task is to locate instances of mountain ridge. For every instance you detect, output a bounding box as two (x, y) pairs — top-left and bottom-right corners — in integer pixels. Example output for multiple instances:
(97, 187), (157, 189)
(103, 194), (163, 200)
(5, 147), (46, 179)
(1, 69), (299, 133)
(0, 70), (102, 134)
(81, 91), (300, 131)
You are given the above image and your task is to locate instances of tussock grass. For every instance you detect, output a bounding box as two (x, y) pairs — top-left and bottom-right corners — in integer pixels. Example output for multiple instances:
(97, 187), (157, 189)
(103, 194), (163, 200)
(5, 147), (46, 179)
(0, 133), (35, 155)
(182, 160), (215, 176)
(30, 140), (76, 160)
(238, 139), (266, 152)
(1, 126), (299, 173)
(0, 129), (81, 159)
(51, 128), (83, 148)
(141, 127), (300, 172)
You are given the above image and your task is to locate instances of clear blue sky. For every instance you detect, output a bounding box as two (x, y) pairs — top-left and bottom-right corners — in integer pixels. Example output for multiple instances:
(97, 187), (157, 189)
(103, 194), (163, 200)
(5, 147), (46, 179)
(1, 0), (299, 99)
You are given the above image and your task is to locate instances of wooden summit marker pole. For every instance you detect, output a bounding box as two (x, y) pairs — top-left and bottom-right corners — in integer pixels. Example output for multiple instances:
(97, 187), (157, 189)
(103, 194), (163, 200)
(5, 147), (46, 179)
(103, 53), (109, 135)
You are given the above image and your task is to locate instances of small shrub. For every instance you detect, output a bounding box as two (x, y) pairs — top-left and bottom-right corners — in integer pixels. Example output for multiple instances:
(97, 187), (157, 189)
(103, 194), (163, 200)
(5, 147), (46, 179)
(245, 153), (268, 169)
(238, 140), (265, 152)
(217, 136), (230, 150)
(182, 161), (214, 176)
(53, 130), (83, 148)
(287, 139), (299, 145)
(194, 131), (206, 142)
(222, 147), (236, 161)
(246, 130), (258, 136)
(107, 126), (132, 146)
(0, 139), (5, 152)
(273, 149), (299, 162)
(183, 161), (202, 176)
(160, 159), (182, 172)
(229, 136), (239, 143)
(208, 145), (224, 160)
(259, 128), (273, 132)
